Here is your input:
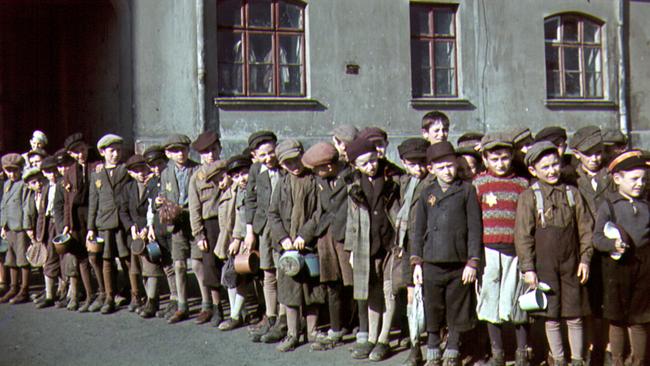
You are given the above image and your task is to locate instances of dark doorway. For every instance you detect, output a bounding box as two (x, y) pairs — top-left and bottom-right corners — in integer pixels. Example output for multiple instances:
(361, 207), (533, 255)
(0, 0), (121, 154)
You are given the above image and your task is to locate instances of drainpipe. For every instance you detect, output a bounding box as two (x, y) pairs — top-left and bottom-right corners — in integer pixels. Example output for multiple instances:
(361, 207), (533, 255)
(196, 0), (206, 133)
(616, 0), (629, 144)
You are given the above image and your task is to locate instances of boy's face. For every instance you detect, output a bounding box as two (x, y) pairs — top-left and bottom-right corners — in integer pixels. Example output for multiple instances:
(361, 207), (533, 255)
(147, 158), (167, 176)
(280, 157), (305, 176)
(3, 167), (20, 181)
(217, 173), (231, 190)
(252, 142), (278, 169)
(373, 140), (388, 159)
(68, 145), (88, 164)
(57, 165), (69, 177)
(575, 148), (603, 173)
(428, 156), (458, 184)
(100, 144), (122, 166)
(613, 168), (646, 198)
(27, 178), (43, 192)
(165, 146), (189, 166)
(422, 120), (449, 144)
(528, 152), (561, 184)
(353, 152), (379, 177)
(312, 163), (337, 179)
(199, 143), (221, 165)
(231, 169), (249, 189)
(29, 155), (43, 168)
(128, 165), (150, 183)
(483, 148), (513, 177)
(458, 155), (479, 179)
(43, 170), (58, 184)
(402, 158), (426, 179)
(30, 138), (44, 151)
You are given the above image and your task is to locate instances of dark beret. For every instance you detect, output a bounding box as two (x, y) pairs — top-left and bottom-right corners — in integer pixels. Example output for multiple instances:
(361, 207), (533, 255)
(426, 141), (456, 163)
(569, 126), (602, 153)
(54, 149), (75, 167)
(125, 155), (147, 170)
(535, 126), (567, 146)
(143, 145), (166, 164)
(41, 156), (58, 171)
(191, 131), (221, 153)
(524, 141), (559, 166)
(1, 153), (25, 170)
(302, 142), (338, 168)
(64, 133), (85, 151)
(602, 129), (628, 146)
(398, 138), (429, 161)
(248, 131), (277, 151)
(227, 154), (252, 173)
(358, 127), (388, 144)
(457, 132), (484, 148)
(163, 134), (191, 150)
(480, 133), (513, 152)
(346, 137), (377, 163)
(608, 150), (648, 173)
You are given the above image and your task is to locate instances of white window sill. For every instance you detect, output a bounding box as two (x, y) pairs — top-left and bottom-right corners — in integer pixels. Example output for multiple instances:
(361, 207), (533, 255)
(214, 97), (325, 110)
(545, 99), (617, 109)
(410, 98), (474, 109)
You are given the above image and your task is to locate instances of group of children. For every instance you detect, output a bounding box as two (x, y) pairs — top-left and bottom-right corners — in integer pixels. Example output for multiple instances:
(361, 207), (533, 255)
(0, 111), (648, 366)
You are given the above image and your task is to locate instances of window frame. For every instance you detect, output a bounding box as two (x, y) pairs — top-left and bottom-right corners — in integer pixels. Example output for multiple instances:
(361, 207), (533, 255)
(409, 3), (460, 99)
(544, 13), (605, 100)
(216, 0), (307, 98)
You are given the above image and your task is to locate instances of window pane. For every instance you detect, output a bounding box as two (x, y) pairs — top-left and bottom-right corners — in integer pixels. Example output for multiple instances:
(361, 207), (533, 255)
(433, 9), (454, 36)
(434, 68), (455, 96)
(545, 18), (560, 41)
(584, 21), (601, 43)
(279, 1), (303, 29)
(218, 64), (243, 95)
(547, 70), (561, 98)
(248, 33), (273, 64)
(249, 64), (273, 94)
(217, 32), (243, 63)
(279, 35), (302, 65)
(565, 72), (581, 97)
(411, 40), (431, 69)
(585, 72), (602, 97)
(434, 41), (454, 68)
(412, 67), (432, 97)
(545, 44), (559, 71)
(248, 0), (272, 28)
(280, 65), (302, 95)
(217, 0), (242, 27)
(584, 47), (601, 73)
(410, 6), (431, 35)
(562, 18), (579, 42)
(564, 47), (580, 71)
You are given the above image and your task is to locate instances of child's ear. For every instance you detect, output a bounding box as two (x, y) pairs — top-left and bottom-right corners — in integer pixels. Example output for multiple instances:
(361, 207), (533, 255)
(426, 163), (435, 175)
(527, 165), (538, 178)
(612, 172), (623, 185)
(421, 129), (429, 139)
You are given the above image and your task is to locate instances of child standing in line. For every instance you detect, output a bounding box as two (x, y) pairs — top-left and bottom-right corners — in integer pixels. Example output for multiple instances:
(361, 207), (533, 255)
(421, 111), (450, 145)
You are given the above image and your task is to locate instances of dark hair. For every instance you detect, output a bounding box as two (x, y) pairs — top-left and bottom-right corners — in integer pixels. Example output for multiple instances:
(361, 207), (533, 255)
(422, 111), (450, 130)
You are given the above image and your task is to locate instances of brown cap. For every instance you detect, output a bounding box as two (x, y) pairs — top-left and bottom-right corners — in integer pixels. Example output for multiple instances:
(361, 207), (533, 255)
(276, 139), (303, 163)
(535, 126), (567, 146)
(163, 134), (191, 150)
(40, 156), (58, 172)
(191, 131), (221, 153)
(608, 150), (648, 173)
(524, 141), (558, 166)
(125, 155), (147, 170)
(479, 133), (513, 152)
(397, 138), (429, 161)
(143, 145), (166, 164)
(331, 125), (359, 144)
(358, 127), (388, 144)
(510, 128), (533, 146)
(346, 137), (377, 163)
(602, 129), (628, 146)
(227, 154), (253, 173)
(302, 142), (339, 168)
(569, 126), (602, 153)
(205, 160), (229, 180)
(248, 131), (277, 151)
(64, 133), (85, 151)
(426, 141), (456, 163)
(97, 134), (124, 150)
(1, 153), (25, 170)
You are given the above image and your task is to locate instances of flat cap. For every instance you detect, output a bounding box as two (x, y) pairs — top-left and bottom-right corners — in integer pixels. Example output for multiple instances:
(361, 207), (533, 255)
(608, 150), (648, 173)
(398, 138), (429, 161)
(227, 154), (252, 173)
(302, 142), (339, 168)
(524, 141), (558, 166)
(331, 125), (359, 144)
(31, 130), (48, 145)
(510, 128), (533, 146)
(22, 167), (43, 182)
(191, 131), (221, 152)
(125, 154), (147, 170)
(480, 132), (513, 152)
(569, 126), (602, 153)
(205, 160), (229, 181)
(248, 131), (277, 151)
(535, 126), (567, 146)
(276, 139), (303, 163)
(346, 137), (377, 163)
(457, 132), (484, 148)
(40, 156), (58, 172)
(358, 127), (388, 144)
(426, 141), (456, 163)
(1, 153), (25, 170)
(54, 149), (75, 167)
(143, 145), (166, 164)
(64, 133), (85, 151)
(602, 129), (628, 146)
(97, 134), (124, 150)
(27, 148), (48, 158)
(163, 134), (191, 150)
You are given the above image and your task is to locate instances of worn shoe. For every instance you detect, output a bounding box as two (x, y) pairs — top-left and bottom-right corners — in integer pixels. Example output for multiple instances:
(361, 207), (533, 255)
(442, 350), (460, 366)
(66, 298), (79, 311)
(36, 298), (55, 309)
(0, 286), (18, 303)
(31, 291), (45, 303)
(218, 317), (243, 331)
(100, 298), (116, 314)
(77, 296), (93, 312)
(140, 298), (159, 319)
(250, 316), (274, 343)
(88, 293), (105, 312)
(167, 310), (189, 324)
(194, 309), (214, 325)
(570, 359), (585, 366)
(9, 289), (30, 304)
(260, 316), (287, 344)
(157, 300), (178, 320)
(425, 359), (443, 366)
(114, 294), (128, 307)
(276, 335), (299, 352)
(352, 342), (375, 359)
(128, 295), (143, 313)
(211, 304), (223, 327)
(515, 349), (530, 366)
(310, 330), (343, 351)
(55, 297), (69, 309)
(403, 344), (423, 366)
(369, 342), (391, 362)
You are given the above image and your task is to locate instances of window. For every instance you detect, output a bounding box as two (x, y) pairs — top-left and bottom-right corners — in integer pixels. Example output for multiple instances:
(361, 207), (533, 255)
(217, 0), (306, 97)
(544, 14), (603, 99)
(409, 4), (458, 98)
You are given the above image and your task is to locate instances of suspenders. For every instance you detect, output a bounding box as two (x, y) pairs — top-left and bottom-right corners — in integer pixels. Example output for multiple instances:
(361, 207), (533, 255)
(531, 182), (575, 227)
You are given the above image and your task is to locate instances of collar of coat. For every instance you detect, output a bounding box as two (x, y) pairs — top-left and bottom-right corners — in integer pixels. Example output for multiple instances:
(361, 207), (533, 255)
(431, 178), (464, 201)
(536, 180), (569, 199)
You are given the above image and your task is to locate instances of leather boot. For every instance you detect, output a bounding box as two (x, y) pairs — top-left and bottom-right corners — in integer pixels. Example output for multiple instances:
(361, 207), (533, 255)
(9, 287), (30, 304)
(128, 292), (143, 312)
(140, 298), (159, 319)
(0, 286), (18, 303)
(261, 315), (288, 343)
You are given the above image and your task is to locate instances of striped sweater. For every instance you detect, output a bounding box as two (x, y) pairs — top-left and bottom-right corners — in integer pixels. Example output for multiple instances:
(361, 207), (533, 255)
(473, 171), (529, 245)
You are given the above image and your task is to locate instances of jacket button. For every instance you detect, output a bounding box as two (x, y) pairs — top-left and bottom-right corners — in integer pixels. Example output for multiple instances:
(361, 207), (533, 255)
(373, 211), (378, 215)
(432, 226), (438, 231)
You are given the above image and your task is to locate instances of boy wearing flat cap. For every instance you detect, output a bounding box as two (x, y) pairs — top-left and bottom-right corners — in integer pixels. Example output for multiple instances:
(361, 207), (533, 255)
(593, 151), (650, 366)
(345, 136), (401, 361)
(510, 128), (535, 180)
(331, 125), (359, 163)
(152, 133), (200, 323)
(0, 153), (31, 304)
(457, 132), (484, 181)
(421, 111), (450, 145)
(395, 137), (434, 366)
(87, 134), (131, 314)
(601, 129), (628, 166)
(473, 133), (531, 366)
(245, 131), (288, 342)
(515, 141), (593, 366)
(300, 142), (354, 351)
(411, 141), (481, 366)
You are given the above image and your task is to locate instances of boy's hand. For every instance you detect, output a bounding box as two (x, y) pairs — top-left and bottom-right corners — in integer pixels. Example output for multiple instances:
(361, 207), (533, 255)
(0, 227), (5, 240)
(614, 238), (627, 254)
(26, 230), (35, 242)
(62, 226), (70, 235)
(462, 266), (477, 285)
(413, 264), (423, 285)
(293, 236), (305, 251)
(131, 226), (139, 241)
(228, 239), (241, 256)
(281, 238), (293, 251)
(524, 271), (538, 289)
(147, 226), (156, 242)
(197, 239), (208, 252)
(577, 263), (590, 284)
(86, 230), (95, 242)
(243, 225), (256, 251)
(349, 252), (354, 269)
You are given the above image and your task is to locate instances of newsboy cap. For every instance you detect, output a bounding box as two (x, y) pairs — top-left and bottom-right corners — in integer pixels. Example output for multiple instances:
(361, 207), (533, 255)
(205, 160), (229, 181)
(22, 167), (43, 182)
(457, 132), (484, 148)
(302, 142), (339, 169)
(64, 133), (85, 151)
(608, 150), (648, 173)
(331, 125), (359, 144)
(1, 153), (25, 170)
(602, 129), (628, 146)
(358, 127), (388, 144)
(275, 139), (303, 163)
(191, 131), (221, 153)
(163, 134), (191, 150)
(426, 141), (456, 163)
(40, 156), (58, 172)
(569, 126), (602, 153)
(398, 138), (429, 161)
(346, 137), (377, 163)
(54, 149), (75, 167)
(535, 126), (567, 146)
(143, 145), (166, 164)
(227, 154), (252, 173)
(480, 133), (513, 152)
(125, 155), (147, 170)
(510, 128), (533, 146)
(524, 141), (559, 167)
(248, 131), (277, 151)
(97, 134), (124, 150)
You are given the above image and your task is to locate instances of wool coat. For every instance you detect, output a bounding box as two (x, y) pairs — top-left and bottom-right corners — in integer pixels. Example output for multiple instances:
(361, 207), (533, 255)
(1, 179), (29, 232)
(88, 164), (129, 231)
(244, 162), (278, 235)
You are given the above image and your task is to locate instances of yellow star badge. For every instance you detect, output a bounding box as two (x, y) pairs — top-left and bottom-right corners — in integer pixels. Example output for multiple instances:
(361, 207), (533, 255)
(427, 194), (437, 207)
(485, 192), (498, 207)
(95, 179), (102, 189)
(165, 182), (172, 192)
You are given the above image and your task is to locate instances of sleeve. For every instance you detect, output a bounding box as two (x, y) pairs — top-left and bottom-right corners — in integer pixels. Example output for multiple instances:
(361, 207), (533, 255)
(232, 191), (246, 240)
(465, 184), (483, 268)
(592, 200), (617, 253)
(53, 183), (65, 233)
(0, 183), (7, 229)
(268, 177), (289, 246)
(87, 173), (98, 231)
(573, 189), (594, 264)
(188, 174), (205, 241)
(409, 189), (428, 266)
(244, 165), (258, 226)
(298, 184), (321, 245)
(22, 189), (36, 231)
(118, 183), (135, 231)
(514, 190), (537, 273)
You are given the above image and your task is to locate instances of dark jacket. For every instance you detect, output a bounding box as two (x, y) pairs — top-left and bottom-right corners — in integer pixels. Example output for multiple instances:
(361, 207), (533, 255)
(575, 167), (614, 218)
(119, 178), (154, 231)
(268, 172), (318, 248)
(411, 179), (482, 266)
(88, 164), (129, 231)
(245, 162), (279, 234)
(62, 161), (97, 231)
(593, 192), (650, 253)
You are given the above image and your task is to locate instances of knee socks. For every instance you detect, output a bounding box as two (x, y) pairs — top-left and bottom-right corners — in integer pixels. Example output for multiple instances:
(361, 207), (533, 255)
(262, 270), (278, 318)
(174, 260), (187, 311)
